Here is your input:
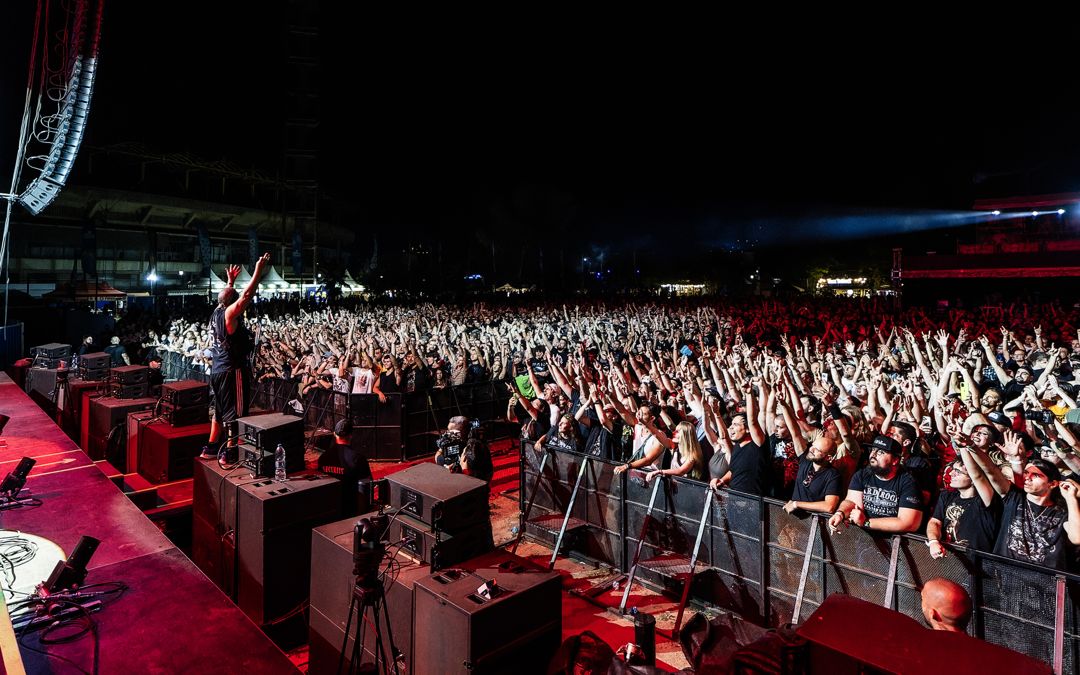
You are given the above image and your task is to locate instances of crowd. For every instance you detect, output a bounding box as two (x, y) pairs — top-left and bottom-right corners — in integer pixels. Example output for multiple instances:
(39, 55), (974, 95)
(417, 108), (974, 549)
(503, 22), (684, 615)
(138, 295), (1080, 570)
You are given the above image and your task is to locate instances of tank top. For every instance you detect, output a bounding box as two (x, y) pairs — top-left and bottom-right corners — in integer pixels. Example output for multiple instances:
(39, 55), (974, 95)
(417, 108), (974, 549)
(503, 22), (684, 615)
(210, 304), (253, 374)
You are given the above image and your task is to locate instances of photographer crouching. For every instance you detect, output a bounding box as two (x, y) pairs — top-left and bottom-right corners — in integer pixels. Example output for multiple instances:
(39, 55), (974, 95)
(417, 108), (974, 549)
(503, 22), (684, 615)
(435, 415), (494, 484)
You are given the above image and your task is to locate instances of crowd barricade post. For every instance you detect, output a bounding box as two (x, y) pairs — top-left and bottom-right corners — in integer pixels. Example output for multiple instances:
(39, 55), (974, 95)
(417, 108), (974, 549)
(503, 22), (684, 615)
(516, 446), (1080, 672)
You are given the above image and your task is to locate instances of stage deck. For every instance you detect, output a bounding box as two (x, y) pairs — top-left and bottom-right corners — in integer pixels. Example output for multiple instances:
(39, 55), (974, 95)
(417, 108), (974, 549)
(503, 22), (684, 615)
(0, 372), (298, 674)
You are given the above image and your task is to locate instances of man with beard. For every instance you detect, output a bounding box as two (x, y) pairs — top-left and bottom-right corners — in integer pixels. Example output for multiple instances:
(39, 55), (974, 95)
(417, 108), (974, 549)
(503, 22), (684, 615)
(828, 435), (923, 534)
(925, 453), (1002, 558)
(783, 435), (843, 516)
(613, 403), (670, 475)
(965, 429), (1080, 571)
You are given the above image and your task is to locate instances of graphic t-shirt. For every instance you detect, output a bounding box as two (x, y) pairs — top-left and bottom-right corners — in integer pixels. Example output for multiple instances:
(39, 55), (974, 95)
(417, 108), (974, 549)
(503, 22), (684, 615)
(931, 490), (1002, 552)
(993, 486), (1070, 570)
(849, 467), (923, 518)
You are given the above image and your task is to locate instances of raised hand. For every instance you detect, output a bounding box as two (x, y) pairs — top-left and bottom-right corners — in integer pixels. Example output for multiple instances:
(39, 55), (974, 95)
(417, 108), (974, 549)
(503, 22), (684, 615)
(225, 264), (241, 284)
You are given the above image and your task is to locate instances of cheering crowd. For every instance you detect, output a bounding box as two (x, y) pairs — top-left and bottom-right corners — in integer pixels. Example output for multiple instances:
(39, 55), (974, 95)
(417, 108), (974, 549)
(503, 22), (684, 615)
(142, 296), (1080, 570)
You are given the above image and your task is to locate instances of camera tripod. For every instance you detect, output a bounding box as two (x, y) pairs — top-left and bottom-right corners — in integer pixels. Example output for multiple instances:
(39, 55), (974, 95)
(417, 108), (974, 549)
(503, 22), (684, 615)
(338, 575), (401, 675)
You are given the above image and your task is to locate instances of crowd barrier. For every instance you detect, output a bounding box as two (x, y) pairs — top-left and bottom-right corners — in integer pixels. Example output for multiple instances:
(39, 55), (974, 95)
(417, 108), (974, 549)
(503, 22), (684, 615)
(159, 351), (210, 383)
(243, 378), (516, 461)
(520, 444), (1080, 674)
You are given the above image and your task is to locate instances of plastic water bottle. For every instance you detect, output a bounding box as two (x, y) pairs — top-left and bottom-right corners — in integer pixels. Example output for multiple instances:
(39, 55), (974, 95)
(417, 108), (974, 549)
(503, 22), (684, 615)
(274, 443), (287, 482)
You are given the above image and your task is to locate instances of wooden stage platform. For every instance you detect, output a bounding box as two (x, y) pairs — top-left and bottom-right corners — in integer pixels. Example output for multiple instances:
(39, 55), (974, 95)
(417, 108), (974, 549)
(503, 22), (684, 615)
(0, 372), (298, 674)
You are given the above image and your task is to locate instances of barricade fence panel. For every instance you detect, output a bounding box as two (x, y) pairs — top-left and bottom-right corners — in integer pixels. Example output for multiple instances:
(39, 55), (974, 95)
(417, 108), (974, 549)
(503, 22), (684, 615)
(517, 447), (1080, 671)
(240, 378), (514, 461)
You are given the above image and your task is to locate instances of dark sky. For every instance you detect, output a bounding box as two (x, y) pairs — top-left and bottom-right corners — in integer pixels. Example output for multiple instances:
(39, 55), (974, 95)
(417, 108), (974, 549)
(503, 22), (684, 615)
(4, 4), (1080, 243)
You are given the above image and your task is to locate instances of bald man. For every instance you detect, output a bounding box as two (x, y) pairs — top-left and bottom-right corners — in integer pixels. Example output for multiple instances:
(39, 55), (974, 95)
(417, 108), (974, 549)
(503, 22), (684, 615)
(921, 578), (972, 632)
(783, 434), (843, 515)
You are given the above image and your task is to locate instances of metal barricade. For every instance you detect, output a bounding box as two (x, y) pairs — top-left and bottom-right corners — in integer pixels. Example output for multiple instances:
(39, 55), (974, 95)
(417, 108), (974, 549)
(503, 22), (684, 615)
(516, 446), (1080, 673)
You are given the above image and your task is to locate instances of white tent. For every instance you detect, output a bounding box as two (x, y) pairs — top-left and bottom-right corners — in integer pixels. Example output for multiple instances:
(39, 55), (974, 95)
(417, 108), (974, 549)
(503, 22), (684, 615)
(342, 270), (365, 293)
(233, 266), (252, 285)
(260, 266), (288, 289)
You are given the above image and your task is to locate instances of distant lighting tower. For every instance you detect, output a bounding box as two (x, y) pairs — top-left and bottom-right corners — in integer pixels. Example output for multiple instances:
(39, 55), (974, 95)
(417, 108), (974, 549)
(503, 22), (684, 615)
(1058, 209), (1066, 215)
(147, 271), (158, 294)
(991, 210), (1001, 216)
(1032, 211), (1039, 217)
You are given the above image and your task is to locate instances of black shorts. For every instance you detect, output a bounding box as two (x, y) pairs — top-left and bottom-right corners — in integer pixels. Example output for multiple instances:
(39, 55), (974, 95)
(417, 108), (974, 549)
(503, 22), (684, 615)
(210, 368), (252, 425)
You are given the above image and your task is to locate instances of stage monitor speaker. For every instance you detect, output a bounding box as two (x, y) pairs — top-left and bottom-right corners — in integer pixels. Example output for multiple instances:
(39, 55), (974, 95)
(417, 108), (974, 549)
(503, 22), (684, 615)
(33, 343), (71, 359)
(160, 380), (210, 407)
(354, 426), (401, 461)
(391, 511), (494, 571)
(110, 365), (149, 385)
(235, 474), (341, 648)
(78, 352), (111, 370)
(796, 594), (1053, 675)
(87, 396), (156, 460)
(137, 421), (210, 483)
(25, 368), (58, 403)
(191, 458), (262, 596)
(386, 463), (489, 533)
(237, 412), (305, 453)
(411, 550), (562, 675)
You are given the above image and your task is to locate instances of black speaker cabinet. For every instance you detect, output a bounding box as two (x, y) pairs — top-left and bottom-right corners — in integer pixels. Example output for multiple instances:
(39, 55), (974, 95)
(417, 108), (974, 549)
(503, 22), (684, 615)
(160, 379), (210, 407)
(25, 367), (58, 402)
(391, 512), (494, 571)
(411, 550), (562, 675)
(309, 515), (431, 674)
(386, 463), (489, 533)
(354, 426), (402, 461)
(86, 396), (157, 460)
(237, 412), (305, 453)
(110, 364), (149, 385)
(191, 458), (263, 597)
(234, 474), (341, 648)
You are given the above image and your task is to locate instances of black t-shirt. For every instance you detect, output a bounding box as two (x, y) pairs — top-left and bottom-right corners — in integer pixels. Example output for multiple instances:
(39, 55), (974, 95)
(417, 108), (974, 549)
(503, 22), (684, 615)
(931, 490), (1002, 553)
(728, 439), (770, 496)
(583, 411), (623, 461)
(318, 442), (373, 517)
(769, 436), (798, 500)
(792, 457), (843, 504)
(543, 430), (580, 454)
(402, 364), (429, 393)
(993, 486), (1071, 570)
(849, 467), (923, 519)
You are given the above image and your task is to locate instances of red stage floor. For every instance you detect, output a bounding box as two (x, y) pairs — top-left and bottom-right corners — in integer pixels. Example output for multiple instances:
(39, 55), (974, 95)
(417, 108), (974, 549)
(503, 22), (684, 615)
(0, 373), (299, 673)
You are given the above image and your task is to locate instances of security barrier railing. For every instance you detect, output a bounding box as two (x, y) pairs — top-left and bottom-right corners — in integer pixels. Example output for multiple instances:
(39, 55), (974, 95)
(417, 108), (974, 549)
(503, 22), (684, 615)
(520, 443), (1080, 674)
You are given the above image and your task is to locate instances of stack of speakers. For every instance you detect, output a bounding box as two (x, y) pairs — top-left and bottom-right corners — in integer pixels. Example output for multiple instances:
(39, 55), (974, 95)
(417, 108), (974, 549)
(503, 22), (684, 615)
(31, 343), (71, 368)
(385, 463), (494, 571)
(110, 365), (149, 399)
(77, 352), (111, 381)
(159, 380), (209, 426)
(237, 413), (306, 478)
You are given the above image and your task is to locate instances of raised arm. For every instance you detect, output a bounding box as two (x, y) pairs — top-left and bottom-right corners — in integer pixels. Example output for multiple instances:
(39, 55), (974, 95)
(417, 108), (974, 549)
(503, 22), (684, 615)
(224, 252), (271, 330)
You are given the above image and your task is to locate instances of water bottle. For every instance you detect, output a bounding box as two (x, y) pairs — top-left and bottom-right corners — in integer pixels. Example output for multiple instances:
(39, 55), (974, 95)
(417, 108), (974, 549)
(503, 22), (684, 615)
(274, 443), (287, 482)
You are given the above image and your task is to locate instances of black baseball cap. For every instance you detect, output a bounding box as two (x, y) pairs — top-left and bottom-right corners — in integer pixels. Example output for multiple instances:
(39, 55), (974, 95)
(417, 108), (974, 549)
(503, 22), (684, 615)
(334, 419), (353, 437)
(871, 435), (903, 456)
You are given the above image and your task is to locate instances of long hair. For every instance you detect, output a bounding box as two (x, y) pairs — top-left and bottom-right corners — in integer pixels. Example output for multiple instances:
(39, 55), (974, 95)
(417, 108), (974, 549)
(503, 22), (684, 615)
(675, 421), (705, 481)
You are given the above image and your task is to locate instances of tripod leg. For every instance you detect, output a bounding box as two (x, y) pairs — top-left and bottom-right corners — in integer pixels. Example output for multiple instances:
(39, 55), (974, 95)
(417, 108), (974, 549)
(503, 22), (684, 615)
(338, 594), (357, 675)
(378, 594), (402, 675)
(371, 597), (394, 675)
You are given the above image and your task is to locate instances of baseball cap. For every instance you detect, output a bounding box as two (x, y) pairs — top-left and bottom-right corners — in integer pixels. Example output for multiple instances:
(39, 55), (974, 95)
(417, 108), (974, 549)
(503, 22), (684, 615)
(334, 419), (353, 437)
(871, 435), (903, 456)
(986, 410), (1010, 427)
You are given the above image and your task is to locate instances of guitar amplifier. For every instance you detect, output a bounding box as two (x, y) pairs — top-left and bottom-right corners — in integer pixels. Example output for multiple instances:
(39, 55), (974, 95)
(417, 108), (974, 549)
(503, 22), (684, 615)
(160, 380), (210, 407)
(78, 366), (110, 382)
(33, 343), (71, 359)
(79, 352), (111, 370)
(237, 413), (305, 452)
(111, 382), (150, 399)
(391, 512), (494, 571)
(411, 551), (562, 675)
(160, 400), (209, 427)
(111, 365), (149, 385)
(386, 463), (489, 533)
(240, 441), (305, 478)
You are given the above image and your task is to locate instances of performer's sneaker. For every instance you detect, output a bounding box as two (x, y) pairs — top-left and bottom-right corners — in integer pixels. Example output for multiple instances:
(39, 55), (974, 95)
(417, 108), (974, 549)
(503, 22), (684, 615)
(198, 446), (217, 460)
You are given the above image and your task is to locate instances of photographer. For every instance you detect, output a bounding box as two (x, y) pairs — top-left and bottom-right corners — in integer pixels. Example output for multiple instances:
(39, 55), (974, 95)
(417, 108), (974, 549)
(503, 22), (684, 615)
(435, 415), (493, 483)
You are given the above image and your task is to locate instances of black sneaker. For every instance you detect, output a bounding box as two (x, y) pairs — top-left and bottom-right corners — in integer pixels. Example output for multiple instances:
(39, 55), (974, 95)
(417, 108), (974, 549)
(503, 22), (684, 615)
(198, 445), (217, 460)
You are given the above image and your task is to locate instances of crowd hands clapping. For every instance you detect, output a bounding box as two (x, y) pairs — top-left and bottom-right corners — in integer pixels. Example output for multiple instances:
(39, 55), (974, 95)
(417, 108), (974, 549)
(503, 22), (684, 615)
(143, 296), (1080, 569)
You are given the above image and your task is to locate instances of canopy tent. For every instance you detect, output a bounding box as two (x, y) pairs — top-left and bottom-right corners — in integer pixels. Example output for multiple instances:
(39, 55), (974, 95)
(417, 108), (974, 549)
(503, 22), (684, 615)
(43, 280), (127, 300)
(341, 270), (365, 292)
(187, 268), (226, 291)
(260, 266), (289, 289)
(233, 266), (252, 285)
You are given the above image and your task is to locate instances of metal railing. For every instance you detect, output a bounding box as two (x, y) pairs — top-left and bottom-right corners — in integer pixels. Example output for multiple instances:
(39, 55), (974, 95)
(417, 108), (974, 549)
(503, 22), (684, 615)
(519, 444), (1080, 674)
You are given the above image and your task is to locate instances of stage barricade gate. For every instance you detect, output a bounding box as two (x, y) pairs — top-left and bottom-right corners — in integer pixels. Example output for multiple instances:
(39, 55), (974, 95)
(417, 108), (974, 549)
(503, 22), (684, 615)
(517, 446), (1080, 673)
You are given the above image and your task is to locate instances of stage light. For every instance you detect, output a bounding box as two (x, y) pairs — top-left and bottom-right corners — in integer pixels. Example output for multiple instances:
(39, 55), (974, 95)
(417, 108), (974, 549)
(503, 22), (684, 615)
(146, 272), (158, 282)
(0, 457), (35, 497)
(178, 270), (184, 276)
(992, 210), (1001, 216)
(43, 535), (100, 593)
(1032, 211), (1039, 217)
(1058, 209), (1066, 215)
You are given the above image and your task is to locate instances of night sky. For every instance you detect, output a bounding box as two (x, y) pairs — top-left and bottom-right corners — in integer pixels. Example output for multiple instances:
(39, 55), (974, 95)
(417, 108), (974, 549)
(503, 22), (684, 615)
(4, 4), (1080, 252)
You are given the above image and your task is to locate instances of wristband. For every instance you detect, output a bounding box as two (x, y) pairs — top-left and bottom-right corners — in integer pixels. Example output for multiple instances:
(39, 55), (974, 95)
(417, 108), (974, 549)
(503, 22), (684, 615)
(826, 402), (844, 420)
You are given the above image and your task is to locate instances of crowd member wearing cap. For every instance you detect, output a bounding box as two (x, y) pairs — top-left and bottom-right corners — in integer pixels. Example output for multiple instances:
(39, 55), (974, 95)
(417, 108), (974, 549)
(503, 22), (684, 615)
(828, 435), (923, 534)
(964, 428), (1080, 570)
(926, 444), (1003, 559)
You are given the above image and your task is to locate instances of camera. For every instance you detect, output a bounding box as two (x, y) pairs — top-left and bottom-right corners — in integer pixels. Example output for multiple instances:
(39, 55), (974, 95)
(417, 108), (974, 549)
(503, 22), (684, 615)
(1027, 408), (1056, 425)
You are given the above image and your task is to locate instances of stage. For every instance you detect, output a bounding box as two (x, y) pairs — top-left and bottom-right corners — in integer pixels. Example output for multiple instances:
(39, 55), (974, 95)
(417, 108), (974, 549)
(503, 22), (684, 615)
(0, 372), (298, 673)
